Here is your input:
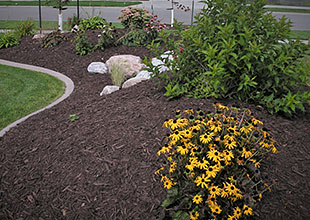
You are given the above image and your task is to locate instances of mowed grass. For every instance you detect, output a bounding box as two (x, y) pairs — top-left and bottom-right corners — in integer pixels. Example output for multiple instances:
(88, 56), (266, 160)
(289, 30), (310, 40)
(0, 1), (141, 7)
(0, 20), (124, 30)
(0, 64), (65, 130)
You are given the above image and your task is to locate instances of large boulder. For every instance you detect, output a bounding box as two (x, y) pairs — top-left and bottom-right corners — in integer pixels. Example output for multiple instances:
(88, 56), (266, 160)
(122, 77), (148, 89)
(87, 62), (108, 74)
(100, 85), (120, 96)
(106, 55), (146, 77)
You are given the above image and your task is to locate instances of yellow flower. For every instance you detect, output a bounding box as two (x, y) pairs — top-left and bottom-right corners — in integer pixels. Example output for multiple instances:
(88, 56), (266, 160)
(223, 182), (241, 196)
(192, 194), (203, 204)
(227, 215), (236, 220)
(209, 185), (222, 197)
(184, 108), (194, 114)
(222, 150), (234, 161)
(162, 119), (173, 128)
(241, 147), (252, 159)
(209, 202), (222, 214)
(185, 163), (195, 171)
(252, 117), (263, 125)
(169, 161), (177, 173)
(182, 129), (193, 139)
(205, 165), (219, 178)
(169, 130), (183, 142)
(224, 139), (237, 150)
(170, 119), (181, 130)
(233, 206), (242, 219)
(200, 133), (214, 144)
(194, 174), (210, 189)
(177, 146), (189, 155)
(178, 118), (189, 128)
(207, 149), (222, 163)
(243, 204), (253, 216)
(163, 178), (173, 189)
(198, 157), (209, 170)
(155, 167), (164, 175)
(250, 159), (260, 168)
(240, 126), (252, 134)
(190, 211), (199, 220)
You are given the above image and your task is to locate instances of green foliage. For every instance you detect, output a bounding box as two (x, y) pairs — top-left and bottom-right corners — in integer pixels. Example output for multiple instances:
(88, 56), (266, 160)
(95, 24), (117, 51)
(0, 32), (19, 49)
(148, 0), (310, 117)
(110, 61), (128, 87)
(75, 31), (93, 55)
(66, 14), (80, 30)
(45, 0), (70, 9)
(69, 114), (79, 122)
(156, 104), (277, 219)
(118, 6), (153, 29)
(79, 15), (108, 31)
(15, 19), (35, 38)
(117, 7), (166, 46)
(41, 31), (67, 48)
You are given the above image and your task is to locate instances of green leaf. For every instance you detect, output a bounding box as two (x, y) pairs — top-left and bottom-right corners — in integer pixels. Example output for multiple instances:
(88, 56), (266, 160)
(161, 196), (177, 208)
(172, 211), (190, 220)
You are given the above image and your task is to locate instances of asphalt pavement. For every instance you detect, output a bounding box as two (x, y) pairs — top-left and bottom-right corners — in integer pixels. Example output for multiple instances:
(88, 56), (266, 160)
(0, 1), (309, 30)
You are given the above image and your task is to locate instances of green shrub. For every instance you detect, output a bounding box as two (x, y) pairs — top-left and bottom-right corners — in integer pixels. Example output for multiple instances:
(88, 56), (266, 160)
(0, 32), (19, 49)
(15, 19), (35, 38)
(148, 0), (310, 117)
(41, 31), (67, 48)
(95, 24), (116, 51)
(78, 15), (108, 30)
(75, 31), (93, 55)
(156, 104), (277, 219)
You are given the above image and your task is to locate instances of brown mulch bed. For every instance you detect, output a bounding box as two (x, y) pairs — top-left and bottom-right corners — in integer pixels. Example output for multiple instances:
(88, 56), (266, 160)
(0, 31), (310, 220)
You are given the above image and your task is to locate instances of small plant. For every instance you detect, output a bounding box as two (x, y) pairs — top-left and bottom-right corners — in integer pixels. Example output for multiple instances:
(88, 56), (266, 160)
(95, 23), (116, 51)
(75, 31), (93, 55)
(15, 19), (35, 38)
(69, 114), (79, 121)
(0, 32), (19, 49)
(41, 31), (67, 48)
(79, 15), (108, 30)
(65, 14), (80, 30)
(110, 60), (128, 87)
(118, 7), (153, 29)
(155, 104), (277, 219)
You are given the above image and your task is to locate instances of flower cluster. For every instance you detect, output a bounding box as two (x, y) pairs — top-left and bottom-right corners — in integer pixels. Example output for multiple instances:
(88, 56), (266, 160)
(144, 15), (167, 34)
(118, 7), (154, 29)
(156, 104), (277, 219)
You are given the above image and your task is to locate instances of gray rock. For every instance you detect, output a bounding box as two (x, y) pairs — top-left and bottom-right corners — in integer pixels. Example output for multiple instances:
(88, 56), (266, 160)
(32, 34), (45, 39)
(122, 77), (148, 89)
(151, 58), (170, 73)
(100, 85), (120, 96)
(136, 70), (152, 79)
(87, 62), (108, 74)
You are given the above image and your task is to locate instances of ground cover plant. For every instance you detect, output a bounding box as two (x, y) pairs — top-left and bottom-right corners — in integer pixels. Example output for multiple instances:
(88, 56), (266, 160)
(0, 64), (64, 130)
(148, 0), (310, 117)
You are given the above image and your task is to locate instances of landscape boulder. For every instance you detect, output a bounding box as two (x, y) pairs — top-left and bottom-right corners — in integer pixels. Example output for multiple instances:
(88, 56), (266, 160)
(135, 70), (152, 79)
(100, 85), (120, 96)
(106, 55), (146, 77)
(87, 62), (108, 74)
(122, 77), (148, 89)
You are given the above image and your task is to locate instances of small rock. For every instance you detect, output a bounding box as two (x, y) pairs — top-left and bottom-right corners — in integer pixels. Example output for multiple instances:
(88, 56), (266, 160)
(151, 58), (170, 73)
(71, 24), (79, 33)
(32, 34), (45, 39)
(122, 77), (148, 89)
(87, 62), (108, 74)
(136, 70), (152, 79)
(100, 85), (120, 95)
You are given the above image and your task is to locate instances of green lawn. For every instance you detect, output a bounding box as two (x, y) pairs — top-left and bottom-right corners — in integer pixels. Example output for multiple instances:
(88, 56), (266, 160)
(289, 30), (310, 40)
(0, 1), (141, 7)
(0, 20), (124, 30)
(0, 64), (65, 130)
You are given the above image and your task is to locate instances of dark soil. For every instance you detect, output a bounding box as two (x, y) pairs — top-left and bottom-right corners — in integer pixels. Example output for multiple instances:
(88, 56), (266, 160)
(0, 31), (309, 220)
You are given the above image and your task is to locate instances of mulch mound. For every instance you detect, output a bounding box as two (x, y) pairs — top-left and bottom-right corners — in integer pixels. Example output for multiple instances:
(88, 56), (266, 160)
(0, 31), (309, 220)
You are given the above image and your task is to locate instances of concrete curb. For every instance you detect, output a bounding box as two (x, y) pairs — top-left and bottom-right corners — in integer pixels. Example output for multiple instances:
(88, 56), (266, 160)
(0, 59), (74, 137)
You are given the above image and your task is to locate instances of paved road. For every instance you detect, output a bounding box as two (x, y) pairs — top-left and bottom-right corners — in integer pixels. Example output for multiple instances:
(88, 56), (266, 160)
(0, 1), (309, 30)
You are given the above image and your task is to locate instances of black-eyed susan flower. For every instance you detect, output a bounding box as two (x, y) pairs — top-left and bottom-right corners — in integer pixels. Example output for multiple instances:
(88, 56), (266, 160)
(192, 194), (203, 205)
(177, 145), (189, 155)
(207, 149), (222, 163)
(205, 165), (219, 178)
(182, 129), (193, 139)
(170, 119), (180, 130)
(184, 108), (194, 114)
(209, 185), (222, 197)
(233, 206), (242, 219)
(197, 157), (209, 170)
(250, 159), (261, 168)
(209, 202), (222, 214)
(194, 174), (210, 189)
(222, 150), (234, 161)
(200, 132), (214, 144)
(190, 211), (199, 220)
(175, 109), (181, 118)
(227, 215), (237, 220)
(252, 117), (263, 125)
(241, 147), (253, 159)
(243, 204), (253, 216)
(169, 130), (183, 142)
(224, 139), (237, 150)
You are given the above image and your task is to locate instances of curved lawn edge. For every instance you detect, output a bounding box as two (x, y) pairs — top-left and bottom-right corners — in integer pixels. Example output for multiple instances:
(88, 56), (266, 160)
(0, 59), (74, 137)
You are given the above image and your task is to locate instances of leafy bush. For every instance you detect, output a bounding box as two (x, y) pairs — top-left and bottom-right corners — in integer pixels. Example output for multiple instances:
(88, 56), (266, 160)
(79, 15), (108, 30)
(148, 0), (310, 117)
(75, 31), (93, 55)
(66, 14), (80, 30)
(118, 7), (166, 46)
(95, 24), (117, 51)
(156, 104), (277, 219)
(41, 31), (67, 48)
(0, 32), (19, 49)
(118, 6), (154, 29)
(15, 19), (35, 38)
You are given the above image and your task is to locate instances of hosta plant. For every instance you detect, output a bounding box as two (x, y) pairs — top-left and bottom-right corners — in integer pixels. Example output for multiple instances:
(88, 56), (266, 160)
(0, 32), (19, 49)
(147, 0), (310, 117)
(155, 104), (277, 219)
(78, 15), (108, 30)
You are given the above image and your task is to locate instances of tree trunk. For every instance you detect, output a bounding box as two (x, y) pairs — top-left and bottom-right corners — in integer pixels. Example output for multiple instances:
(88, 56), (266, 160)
(58, 8), (63, 31)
